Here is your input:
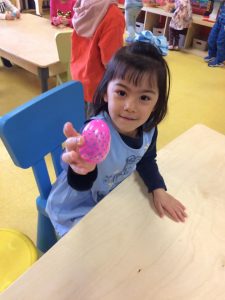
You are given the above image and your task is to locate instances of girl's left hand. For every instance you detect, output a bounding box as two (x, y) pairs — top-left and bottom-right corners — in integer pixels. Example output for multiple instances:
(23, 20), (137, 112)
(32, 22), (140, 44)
(61, 17), (69, 26)
(152, 189), (187, 222)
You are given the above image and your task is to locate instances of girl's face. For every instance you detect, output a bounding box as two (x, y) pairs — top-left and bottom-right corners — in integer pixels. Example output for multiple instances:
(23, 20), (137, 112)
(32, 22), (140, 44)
(104, 74), (159, 138)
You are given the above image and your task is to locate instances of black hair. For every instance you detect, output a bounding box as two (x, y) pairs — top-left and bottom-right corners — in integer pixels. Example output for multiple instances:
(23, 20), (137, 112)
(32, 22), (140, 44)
(93, 41), (170, 131)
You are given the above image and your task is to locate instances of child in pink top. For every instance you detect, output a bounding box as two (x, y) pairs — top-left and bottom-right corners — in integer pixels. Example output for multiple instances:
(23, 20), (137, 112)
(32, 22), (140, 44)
(50, 0), (76, 28)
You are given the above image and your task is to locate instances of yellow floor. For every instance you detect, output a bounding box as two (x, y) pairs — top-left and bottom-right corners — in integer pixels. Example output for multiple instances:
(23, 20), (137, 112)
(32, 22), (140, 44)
(0, 50), (225, 245)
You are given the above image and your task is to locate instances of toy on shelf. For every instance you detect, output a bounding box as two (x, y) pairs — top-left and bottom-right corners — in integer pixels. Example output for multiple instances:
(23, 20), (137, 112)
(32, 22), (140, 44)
(79, 119), (111, 164)
(191, 0), (209, 15)
(143, 0), (159, 8)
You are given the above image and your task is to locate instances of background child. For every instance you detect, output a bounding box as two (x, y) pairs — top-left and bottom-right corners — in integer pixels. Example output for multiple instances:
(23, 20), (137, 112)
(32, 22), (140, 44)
(204, 0), (225, 67)
(167, 0), (192, 50)
(46, 41), (187, 238)
(0, 0), (20, 20)
(0, 0), (20, 68)
(125, 0), (143, 43)
(71, 0), (125, 119)
(50, 0), (76, 27)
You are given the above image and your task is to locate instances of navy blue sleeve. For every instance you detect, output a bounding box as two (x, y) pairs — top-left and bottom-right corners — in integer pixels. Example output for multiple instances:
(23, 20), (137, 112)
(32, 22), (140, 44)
(67, 166), (97, 191)
(136, 128), (167, 192)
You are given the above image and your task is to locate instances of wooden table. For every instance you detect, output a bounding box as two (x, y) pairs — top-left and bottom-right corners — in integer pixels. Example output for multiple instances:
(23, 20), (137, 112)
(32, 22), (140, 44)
(0, 13), (72, 92)
(1, 124), (225, 299)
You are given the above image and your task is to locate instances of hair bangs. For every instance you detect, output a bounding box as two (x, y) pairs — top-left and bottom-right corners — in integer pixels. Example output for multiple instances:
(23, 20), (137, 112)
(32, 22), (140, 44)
(110, 59), (157, 87)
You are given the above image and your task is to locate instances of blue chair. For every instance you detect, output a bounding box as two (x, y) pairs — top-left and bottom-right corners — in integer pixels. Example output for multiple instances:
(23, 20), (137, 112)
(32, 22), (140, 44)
(0, 81), (85, 253)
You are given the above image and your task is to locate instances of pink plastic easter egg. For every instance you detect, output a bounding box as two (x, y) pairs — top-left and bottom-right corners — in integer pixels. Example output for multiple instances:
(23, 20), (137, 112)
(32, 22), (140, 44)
(79, 119), (111, 164)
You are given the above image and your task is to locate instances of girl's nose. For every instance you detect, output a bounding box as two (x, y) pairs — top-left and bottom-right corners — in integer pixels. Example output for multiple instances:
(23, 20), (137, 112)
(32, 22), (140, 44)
(123, 98), (136, 112)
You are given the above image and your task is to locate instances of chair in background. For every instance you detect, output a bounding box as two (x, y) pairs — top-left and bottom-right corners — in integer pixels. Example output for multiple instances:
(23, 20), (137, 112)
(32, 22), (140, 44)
(0, 81), (85, 253)
(55, 31), (73, 85)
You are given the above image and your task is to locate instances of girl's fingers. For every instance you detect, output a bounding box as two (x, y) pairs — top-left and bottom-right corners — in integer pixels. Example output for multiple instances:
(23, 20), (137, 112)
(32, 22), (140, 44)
(62, 152), (95, 175)
(62, 151), (78, 165)
(176, 210), (186, 222)
(177, 201), (186, 210)
(65, 136), (84, 152)
(169, 207), (187, 222)
(162, 203), (186, 222)
(63, 122), (79, 138)
(167, 208), (180, 222)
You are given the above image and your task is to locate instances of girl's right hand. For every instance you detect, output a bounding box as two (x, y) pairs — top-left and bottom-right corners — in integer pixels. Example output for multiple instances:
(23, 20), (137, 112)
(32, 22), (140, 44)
(62, 122), (96, 175)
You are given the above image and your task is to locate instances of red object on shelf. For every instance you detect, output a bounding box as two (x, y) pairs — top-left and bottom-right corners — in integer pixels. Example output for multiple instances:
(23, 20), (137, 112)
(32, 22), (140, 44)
(202, 17), (216, 23)
(118, 0), (125, 4)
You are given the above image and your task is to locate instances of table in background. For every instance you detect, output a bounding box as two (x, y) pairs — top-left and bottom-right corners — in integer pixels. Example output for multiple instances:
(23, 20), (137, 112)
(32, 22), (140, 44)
(1, 124), (225, 300)
(0, 13), (72, 92)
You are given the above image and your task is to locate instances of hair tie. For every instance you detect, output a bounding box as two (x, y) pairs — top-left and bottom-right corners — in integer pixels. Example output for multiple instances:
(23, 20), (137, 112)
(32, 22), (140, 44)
(134, 30), (168, 56)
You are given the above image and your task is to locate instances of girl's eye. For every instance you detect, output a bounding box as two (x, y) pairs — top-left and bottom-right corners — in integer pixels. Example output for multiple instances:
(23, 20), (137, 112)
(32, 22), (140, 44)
(140, 95), (150, 101)
(116, 90), (126, 97)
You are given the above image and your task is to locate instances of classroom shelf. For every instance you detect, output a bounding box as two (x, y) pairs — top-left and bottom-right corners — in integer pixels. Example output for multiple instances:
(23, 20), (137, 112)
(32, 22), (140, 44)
(142, 6), (214, 57)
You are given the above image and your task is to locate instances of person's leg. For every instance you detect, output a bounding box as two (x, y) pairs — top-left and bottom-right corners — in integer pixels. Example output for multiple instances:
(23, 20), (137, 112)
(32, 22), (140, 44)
(205, 21), (219, 61)
(173, 29), (180, 49)
(177, 28), (188, 49)
(125, 3), (142, 42)
(1, 57), (13, 68)
(180, 28), (188, 35)
(174, 28), (187, 50)
(214, 24), (225, 63)
(168, 27), (174, 49)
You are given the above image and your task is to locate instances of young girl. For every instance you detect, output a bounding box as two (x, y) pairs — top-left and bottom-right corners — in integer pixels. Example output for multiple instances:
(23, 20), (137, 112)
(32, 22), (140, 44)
(167, 0), (192, 50)
(46, 41), (187, 238)
(71, 0), (125, 118)
(50, 0), (76, 27)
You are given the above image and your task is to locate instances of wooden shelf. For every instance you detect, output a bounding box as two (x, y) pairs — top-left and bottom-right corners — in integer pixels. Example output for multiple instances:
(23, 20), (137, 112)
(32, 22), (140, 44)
(182, 48), (208, 58)
(142, 7), (214, 57)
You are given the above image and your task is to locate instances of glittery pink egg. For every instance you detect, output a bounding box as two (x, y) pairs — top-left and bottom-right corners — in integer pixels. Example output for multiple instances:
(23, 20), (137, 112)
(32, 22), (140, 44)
(79, 120), (111, 164)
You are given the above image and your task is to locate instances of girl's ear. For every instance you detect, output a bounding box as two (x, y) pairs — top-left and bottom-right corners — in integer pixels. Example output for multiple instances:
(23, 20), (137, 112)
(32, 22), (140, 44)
(103, 94), (108, 103)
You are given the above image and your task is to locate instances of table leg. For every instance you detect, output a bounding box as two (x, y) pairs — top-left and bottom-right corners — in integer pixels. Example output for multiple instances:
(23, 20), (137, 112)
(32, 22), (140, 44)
(38, 67), (49, 92)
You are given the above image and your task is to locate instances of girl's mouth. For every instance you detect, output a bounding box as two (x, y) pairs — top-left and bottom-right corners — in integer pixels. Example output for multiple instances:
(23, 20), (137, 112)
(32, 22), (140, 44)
(120, 115), (136, 121)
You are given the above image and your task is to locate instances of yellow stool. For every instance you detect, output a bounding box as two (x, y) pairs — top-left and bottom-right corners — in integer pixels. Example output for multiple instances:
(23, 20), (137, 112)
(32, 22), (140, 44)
(0, 228), (38, 292)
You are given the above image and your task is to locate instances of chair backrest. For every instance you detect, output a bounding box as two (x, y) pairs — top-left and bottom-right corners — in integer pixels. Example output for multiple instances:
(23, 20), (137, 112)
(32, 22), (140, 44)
(0, 81), (85, 252)
(55, 31), (73, 83)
